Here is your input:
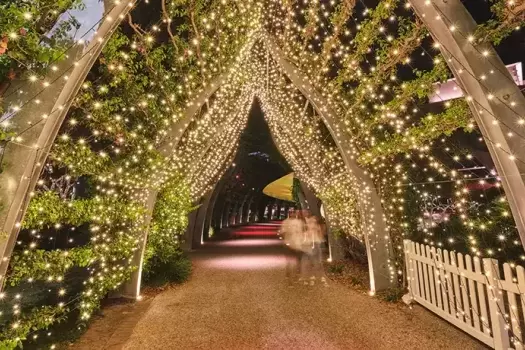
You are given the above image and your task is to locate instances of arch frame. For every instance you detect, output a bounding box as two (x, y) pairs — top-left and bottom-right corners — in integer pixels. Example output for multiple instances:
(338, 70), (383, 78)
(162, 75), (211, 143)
(0, 0), (137, 288)
(0, 22), (395, 294)
(408, 0), (525, 249)
(264, 36), (394, 292)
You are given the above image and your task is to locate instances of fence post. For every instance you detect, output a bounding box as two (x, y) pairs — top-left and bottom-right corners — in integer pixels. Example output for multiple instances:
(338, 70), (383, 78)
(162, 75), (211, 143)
(483, 258), (511, 350)
(402, 240), (414, 304)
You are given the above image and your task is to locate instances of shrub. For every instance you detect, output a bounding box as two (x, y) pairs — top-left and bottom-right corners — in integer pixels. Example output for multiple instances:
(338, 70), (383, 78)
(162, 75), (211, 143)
(143, 255), (192, 288)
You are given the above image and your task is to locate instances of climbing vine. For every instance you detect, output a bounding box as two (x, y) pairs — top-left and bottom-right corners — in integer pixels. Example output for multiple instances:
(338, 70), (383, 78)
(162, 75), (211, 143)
(142, 175), (194, 284)
(476, 0), (525, 44)
(0, 0), (84, 101)
(0, 0), (524, 347)
(359, 100), (473, 164)
(291, 177), (302, 208)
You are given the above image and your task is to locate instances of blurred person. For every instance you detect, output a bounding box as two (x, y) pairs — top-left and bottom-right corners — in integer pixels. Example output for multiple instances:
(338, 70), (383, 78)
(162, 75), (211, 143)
(304, 211), (328, 286)
(279, 209), (293, 240)
(282, 209), (306, 282)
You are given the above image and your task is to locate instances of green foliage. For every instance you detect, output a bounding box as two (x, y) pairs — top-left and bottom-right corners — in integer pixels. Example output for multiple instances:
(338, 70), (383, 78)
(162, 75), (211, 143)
(144, 256), (192, 287)
(7, 247), (92, 286)
(0, 0), (83, 82)
(1, 1), (257, 346)
(318, 177), (362, 239)
(0, 305), (67, 349)
(292, 177), (302, 208)
(2, 0), (523, 346)
(327, 261), (344, 274)
(302, 0), (320, 45)
(143, 176), (194, 285)
(476, 0), (525, 44)
(363, 60), (450, 134)
(0, 128), (15, 142)
(322, 0), (356, 65)
(347, 18), (426, 115)
(23, 191), (144, 229)
(337, 0), (399, 85)
(79, 265), (136, 320)
(50, 140), (114, 176)
(359, 100), (472, 164)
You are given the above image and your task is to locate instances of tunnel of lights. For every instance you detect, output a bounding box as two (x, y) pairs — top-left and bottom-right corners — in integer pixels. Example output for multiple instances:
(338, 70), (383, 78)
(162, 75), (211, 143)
(0, 0), (525, 345)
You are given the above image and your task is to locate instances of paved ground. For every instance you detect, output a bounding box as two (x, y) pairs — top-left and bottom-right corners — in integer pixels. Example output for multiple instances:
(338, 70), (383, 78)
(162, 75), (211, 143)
(74, 223), (486, 349)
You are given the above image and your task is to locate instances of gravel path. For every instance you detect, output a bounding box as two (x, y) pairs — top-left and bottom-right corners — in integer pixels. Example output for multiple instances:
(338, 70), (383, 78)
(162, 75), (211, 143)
(77, 223), (487, 349)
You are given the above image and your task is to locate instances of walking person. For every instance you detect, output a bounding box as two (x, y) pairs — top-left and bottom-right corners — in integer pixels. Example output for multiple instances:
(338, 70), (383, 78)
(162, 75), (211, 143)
(304, 211), (328, 286)
(282, 209), (306, 283)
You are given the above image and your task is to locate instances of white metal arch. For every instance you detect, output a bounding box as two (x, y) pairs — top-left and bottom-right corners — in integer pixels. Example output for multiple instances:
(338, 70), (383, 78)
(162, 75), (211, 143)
(0, 24), (396, 295)
(0, 0), (137, 287)
(264, 37), (394, 292)
(408, 0), (525, 250)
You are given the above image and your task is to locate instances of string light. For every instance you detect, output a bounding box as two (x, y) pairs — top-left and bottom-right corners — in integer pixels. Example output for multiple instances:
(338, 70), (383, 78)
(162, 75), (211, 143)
(1, 0), (524, 346)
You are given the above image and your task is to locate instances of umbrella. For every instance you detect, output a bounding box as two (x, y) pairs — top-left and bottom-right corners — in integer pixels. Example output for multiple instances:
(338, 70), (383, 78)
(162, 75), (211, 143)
(262, 173), (294, 202)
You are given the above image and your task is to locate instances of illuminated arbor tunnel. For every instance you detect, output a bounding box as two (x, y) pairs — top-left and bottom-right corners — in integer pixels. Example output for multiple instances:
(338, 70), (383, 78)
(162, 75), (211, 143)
(1, 0), (525, 347)
(207, 102), (292, 228)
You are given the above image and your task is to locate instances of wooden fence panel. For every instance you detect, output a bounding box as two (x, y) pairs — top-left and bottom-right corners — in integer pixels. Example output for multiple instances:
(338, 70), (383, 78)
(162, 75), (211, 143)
(458, 253), (472, 327)
(473, 256), (491, 336)
(421, 243), (431, 304)
(450, 253), (464, 322)
(416, 243), (425, 299)
(443, 249), (457, 317)
(411, 241), (420, 297)
(503, 263), (523, 350)
(431, 246), (443, 310)
(516, 266), (525, 349)
(426, 245), (437, 307)
(483, 259), (511, 350)
(402, 240), (525, 349)
(402, 240), (525, 348)
(465, 254), (481, 332)
(437, 248), (450, 315)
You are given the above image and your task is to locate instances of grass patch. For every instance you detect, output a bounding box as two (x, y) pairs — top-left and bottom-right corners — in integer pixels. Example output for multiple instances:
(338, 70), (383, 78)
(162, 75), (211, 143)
(143, 256), (192, 288)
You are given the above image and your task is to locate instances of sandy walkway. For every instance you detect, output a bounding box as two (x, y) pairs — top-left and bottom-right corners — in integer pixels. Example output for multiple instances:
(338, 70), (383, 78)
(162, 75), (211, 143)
(75, 223), (486, 349)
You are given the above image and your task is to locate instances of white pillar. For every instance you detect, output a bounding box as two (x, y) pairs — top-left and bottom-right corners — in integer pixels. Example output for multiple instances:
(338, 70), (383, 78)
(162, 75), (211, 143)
(120, 189), (158, 299)
(191, 192), (214, 248)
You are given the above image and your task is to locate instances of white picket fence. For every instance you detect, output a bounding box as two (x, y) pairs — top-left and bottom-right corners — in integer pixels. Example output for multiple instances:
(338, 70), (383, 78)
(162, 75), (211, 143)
(404, 240), (525, 349)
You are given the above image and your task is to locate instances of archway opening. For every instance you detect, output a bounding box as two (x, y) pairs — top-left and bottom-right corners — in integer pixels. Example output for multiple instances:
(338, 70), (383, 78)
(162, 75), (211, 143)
(1, 0), (525, 347)
(208, 98), (292, 237)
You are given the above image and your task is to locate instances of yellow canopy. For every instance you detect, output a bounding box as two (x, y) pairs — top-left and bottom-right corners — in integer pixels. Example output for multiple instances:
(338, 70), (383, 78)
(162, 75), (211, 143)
(262, 172), (294, 202)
